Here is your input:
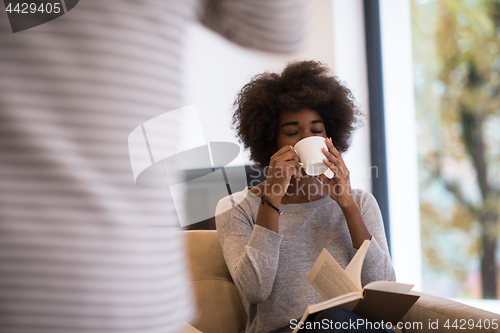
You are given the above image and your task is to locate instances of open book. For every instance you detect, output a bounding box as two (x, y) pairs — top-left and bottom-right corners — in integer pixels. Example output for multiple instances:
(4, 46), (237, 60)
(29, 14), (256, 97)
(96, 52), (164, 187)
(292, 240), (419, 333)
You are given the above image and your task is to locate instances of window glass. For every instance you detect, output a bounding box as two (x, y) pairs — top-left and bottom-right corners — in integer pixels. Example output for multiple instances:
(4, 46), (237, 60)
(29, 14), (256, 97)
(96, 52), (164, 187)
(411, 0), (500, 300)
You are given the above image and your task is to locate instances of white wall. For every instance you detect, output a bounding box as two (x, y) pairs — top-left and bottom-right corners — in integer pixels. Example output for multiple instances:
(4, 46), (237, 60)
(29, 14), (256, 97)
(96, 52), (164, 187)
(379, 0), (423, 290)
(331, 0), (371, 192)
(182, 0), (336, 156)
(182, 0), (371, 192)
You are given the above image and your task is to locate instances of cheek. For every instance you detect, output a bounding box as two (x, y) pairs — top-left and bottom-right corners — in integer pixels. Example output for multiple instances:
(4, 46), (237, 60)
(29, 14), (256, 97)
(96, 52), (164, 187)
(276, 134), (294, 148)
(276, 132), (287, 144)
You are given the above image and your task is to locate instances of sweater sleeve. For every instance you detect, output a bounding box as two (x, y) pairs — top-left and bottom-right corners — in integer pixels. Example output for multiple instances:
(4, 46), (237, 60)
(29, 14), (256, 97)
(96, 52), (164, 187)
(215, 195), (283, 304)
(198, 0), (305, 54)
(354, 190), (396, 286)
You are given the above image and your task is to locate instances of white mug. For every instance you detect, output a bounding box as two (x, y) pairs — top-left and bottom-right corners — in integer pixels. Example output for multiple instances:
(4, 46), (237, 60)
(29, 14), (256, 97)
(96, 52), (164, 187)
(293, 136), (334, 178)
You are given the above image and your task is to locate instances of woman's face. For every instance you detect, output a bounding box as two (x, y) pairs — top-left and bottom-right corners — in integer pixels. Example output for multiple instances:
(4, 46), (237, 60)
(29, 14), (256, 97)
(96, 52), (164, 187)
(275, 108), (327, 150)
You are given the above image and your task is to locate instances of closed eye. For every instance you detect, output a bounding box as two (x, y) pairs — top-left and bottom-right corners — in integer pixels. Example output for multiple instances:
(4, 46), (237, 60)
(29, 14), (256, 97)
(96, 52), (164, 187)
(286, 130), (323, 136)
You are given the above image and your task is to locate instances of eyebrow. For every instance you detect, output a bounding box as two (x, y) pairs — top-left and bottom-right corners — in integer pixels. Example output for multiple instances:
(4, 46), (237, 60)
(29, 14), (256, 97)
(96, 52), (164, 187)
(281, 119), (323, 128)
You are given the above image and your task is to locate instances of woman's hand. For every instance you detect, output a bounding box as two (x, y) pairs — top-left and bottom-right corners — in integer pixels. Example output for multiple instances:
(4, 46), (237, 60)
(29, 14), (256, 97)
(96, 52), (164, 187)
(264, 145), (302, 199)
(318, 138), (356, 210)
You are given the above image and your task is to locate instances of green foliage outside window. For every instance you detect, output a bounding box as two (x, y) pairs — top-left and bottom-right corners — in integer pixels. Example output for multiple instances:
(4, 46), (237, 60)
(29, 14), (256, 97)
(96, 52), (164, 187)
(412, 0), (500, 299)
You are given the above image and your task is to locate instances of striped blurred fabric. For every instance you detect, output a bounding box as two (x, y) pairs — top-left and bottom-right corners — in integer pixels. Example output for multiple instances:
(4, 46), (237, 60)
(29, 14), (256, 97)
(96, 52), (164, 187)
(0, 0), (303, 332)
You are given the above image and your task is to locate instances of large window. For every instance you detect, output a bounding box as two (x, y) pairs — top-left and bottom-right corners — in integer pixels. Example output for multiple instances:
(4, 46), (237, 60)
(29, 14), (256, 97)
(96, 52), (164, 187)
(381, 0), (500, 312)
(412, 0), (500, 301)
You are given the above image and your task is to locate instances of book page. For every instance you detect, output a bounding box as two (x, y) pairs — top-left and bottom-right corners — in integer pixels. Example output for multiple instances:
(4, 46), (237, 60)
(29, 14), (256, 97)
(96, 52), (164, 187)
(364, 281), (414, 294)
(307, 249), (360, 300)
(308, 291), (362, 314)
(344, 239), (371, 289)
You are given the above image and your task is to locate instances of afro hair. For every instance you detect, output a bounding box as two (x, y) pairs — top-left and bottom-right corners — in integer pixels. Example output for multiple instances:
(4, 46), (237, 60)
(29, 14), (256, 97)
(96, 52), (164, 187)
(232, 60), (363, 169)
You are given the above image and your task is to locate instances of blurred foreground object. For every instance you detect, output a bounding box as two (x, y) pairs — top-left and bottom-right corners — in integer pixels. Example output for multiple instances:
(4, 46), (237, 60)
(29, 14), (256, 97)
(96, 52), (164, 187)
(0, 0), (304, 331)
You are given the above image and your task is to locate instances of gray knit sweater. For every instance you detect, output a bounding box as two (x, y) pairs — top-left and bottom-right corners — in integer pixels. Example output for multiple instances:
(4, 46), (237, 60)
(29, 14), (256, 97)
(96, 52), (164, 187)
(215, 187), (396, 333)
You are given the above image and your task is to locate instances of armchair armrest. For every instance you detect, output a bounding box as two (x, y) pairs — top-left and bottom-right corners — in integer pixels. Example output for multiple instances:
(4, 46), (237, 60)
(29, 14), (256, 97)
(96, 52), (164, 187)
(180, 323), (203, 333)
(401, 292), (500, 332)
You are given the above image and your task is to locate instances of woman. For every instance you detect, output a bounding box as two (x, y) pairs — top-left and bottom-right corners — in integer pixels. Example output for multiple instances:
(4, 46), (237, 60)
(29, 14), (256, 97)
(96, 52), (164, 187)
(215, 61), (396, 333)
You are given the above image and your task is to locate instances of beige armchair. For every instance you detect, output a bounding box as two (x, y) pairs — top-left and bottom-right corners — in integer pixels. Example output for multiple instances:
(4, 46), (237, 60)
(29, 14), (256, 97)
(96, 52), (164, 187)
(184, 230), (500, 333)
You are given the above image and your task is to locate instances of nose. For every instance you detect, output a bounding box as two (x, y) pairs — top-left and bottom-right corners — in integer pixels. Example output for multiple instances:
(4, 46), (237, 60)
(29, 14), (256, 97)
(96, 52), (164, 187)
(298, 133), (314, 142)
